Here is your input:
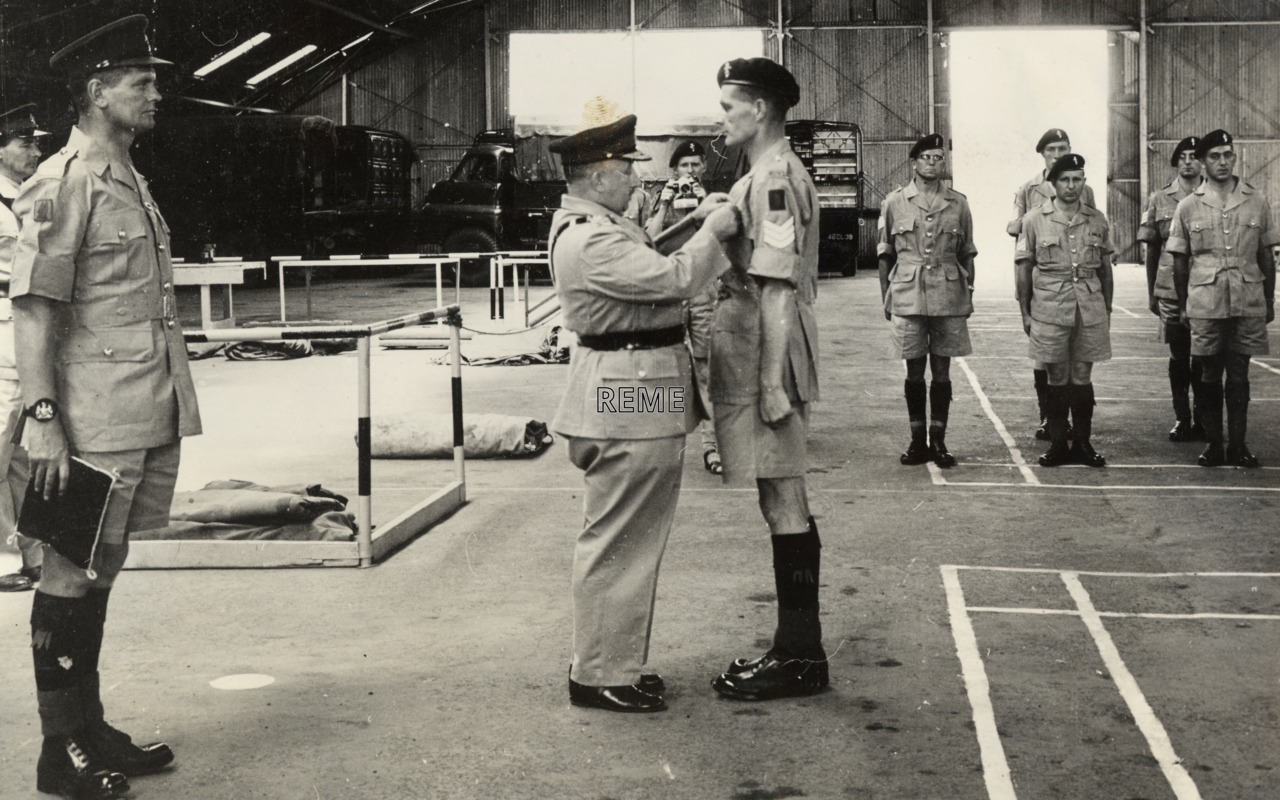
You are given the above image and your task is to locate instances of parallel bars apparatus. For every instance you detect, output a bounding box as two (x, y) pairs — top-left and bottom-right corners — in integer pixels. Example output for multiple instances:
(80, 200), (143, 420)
(130, 304), (467, 570)
(271, 255), (462, 322)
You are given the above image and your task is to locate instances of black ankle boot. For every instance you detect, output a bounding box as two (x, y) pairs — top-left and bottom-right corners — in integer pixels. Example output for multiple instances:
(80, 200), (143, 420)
(1038, 385), (1072, 467)
(1225, 380), (1260, 468)
(37, 734), (129, 799)
(1195, 380), (1225, 467)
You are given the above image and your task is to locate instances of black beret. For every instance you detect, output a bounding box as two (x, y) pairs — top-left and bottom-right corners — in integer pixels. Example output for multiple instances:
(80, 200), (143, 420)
(1047, 153), (1085, 183)
(668, 140), (705, 168)
(910, 133), (944, 160)
(1195, 129), (1232, 160)
(548, 114), (651, 167)
(1036, 128), (1070, 153)
(0, 103), (50, 139)
(49, 15), (172, 78)
(1171, 136), (1200, 166)
(717, 58), (800, 109)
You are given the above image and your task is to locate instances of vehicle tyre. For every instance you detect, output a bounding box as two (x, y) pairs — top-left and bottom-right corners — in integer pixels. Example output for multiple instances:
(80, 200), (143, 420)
(442, 228), (501, 287)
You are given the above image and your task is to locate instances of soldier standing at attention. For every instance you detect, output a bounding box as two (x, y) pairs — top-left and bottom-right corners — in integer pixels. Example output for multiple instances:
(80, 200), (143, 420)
(707, 58), (828, 701)
(11, 16), (201, 798)
(1166, 129), (1277, 467)
(547, 106), (740, 713)
(878, 133), (977, 468)
(1138, 136), (1204, 442)
(0, 103), (49, 593)
(1015, 154), (1113, 468)
(1008, 129), (1096, 441)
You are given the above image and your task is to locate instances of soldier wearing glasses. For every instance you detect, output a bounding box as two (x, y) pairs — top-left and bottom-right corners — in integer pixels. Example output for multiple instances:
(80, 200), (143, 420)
(1138, 136), (1205, 442)
(877, 133), (977, 468)
(1166, 129), (1278, 468)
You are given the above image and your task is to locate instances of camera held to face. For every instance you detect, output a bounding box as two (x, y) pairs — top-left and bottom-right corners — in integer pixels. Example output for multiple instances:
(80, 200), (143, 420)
(672, 176), (705, 211)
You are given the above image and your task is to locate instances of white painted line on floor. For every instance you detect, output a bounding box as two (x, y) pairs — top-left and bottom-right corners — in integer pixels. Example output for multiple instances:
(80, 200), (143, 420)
(956, 357), (1039, 485)
(967, 606), (1280, 621)
(1112, 304), (1142, 318)
(926, 461), (947, 485)
(948, 461), (1280, 470)
(1253, 359), (1280, 377)
(969, 326), (1154, 334)
(1061, 572), (1204, 800)
(963, 356), (1168, 361)
(952, 565), (1280, 578)
(983, 396), (1280, 403)
(934, 478), (1280, 493)
(941, 566), (1018, 800)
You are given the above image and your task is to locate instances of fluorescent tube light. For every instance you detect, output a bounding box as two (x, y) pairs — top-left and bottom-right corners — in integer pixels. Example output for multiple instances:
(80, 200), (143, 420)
(194, 32), (271, 78)
(246, 45), (318, 86)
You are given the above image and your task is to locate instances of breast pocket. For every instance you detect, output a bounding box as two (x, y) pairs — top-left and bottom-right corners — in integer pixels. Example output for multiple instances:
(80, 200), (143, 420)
(892, 219), (918, 254)
(84, 210), (149, 284)
(61, 327), (155, 364)
(1189, 221), (1211, 254)
(1082, 231), (1105, 265)
(1240, 218), (1263, 258)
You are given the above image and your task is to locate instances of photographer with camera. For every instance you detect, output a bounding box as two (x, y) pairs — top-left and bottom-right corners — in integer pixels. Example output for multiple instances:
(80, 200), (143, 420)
(646, 141), (722, 474)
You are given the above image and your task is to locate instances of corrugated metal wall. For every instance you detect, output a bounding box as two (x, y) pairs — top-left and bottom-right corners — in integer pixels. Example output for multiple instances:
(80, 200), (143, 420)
(292, 0), (1280, 261)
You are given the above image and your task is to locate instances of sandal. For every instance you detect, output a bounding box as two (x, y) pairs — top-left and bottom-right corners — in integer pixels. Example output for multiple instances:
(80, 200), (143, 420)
(703, 449), (723, 475)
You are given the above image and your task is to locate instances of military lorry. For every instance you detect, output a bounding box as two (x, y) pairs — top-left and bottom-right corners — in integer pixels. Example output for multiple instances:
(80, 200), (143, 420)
(419, 123), (865, 276)
(133, 115), (416, 264)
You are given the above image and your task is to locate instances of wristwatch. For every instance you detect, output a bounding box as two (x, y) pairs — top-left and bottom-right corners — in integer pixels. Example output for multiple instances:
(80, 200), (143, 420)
(25, 398), (59, 423)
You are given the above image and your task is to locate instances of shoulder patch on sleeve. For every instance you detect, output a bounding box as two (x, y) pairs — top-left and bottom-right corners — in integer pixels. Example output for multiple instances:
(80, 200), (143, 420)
(33, 199), (53, 223)
(768, 189), (786, 211)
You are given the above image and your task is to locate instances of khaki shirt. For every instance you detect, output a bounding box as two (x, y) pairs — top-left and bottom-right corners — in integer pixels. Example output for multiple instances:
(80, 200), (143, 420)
(1165, 178), (1279, 319)
(0, 174), (19, 379)
(548, 194), (725, 440)
(10, 126), (201, 452)
(1016, 201), (1112, 327)
(1007, 170), (1096, 237)
(878, 181), (977, 316)
(1138, 180), (1199, 299)
(712, 138), (820, 406)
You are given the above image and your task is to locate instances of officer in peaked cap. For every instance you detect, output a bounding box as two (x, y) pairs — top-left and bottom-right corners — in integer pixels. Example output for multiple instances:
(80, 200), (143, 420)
(547, 101), (740, 714)
(1015, 153), (1115, 469)
(708, 56), (830, 703)
(1008, 127), (1097, 443)
(1167, 128), (1278, 468)
(1138, 135), (1205, 443)
(0, 103), (52, 595)
(878, 133), (978, 470)
(10, 14), (197, 798)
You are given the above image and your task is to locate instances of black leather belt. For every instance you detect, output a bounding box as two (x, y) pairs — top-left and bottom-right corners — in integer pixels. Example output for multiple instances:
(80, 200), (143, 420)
(578, 325), (684, 351)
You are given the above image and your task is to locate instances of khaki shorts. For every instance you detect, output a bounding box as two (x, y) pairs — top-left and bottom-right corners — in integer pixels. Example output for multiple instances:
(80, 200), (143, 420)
(890, 315), (972, 360)
(1189, 316), (1270, 356)
(1156, 298), (1182, 326)
(714, 401), (808, 487)
(79, 442), (182, 545)
(1028, 309), (1112, 364)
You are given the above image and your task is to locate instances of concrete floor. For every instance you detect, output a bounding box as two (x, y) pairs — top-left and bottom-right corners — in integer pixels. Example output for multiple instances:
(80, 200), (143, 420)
(1, 263), (1277, 799)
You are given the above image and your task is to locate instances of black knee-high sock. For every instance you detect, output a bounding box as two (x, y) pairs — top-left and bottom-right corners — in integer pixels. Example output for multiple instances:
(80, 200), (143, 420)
(31, 592), (86, 736)
(772, 518), (823, 657)
(1034, 369), (1049, 420)
(80, 588), (111, 724)
(929, 380), (952, 436)
(905, 379), (927, 440)
(1071, 383), (1096, 442)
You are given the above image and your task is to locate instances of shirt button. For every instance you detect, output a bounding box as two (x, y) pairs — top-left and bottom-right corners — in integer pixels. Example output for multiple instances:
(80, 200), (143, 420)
(116, 308), (126, 316)
(926, 232), (933, 237)
(1071, 249), (1077, 253)
(167, 320), (175, 329)
(1226, 245), (1233, 250)
(1070, 234), (1076, 239)
(926, 215), (933, 221)
(158, 244), (166, 251)
(144, 202), (153, 210)
(118, 230), (127, 239)
(637, 369), (647, 378)
(925, 248), (933, 253)
(103, 348), (114, 357)
(163, 282), (171, 290)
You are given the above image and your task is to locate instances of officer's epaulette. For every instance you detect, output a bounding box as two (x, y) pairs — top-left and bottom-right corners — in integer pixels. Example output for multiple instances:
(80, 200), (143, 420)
(948, 186), (968, 199)
(588, 213), (617, 227)
(33, 145), (79, 181)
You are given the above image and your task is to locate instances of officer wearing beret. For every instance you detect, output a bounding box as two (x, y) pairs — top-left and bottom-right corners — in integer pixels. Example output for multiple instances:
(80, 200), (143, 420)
(1008, 128), (1097, 442)
(878, 134), (977, 468)
(547, 105), (740, 713)
(1166, 129), (1278, 467)
(0, 104), (50, 593)
(10, 15), (200, 797)
(1138, 136), (1205, 442)
(1015, 154), (1114, 468)
(707, 57), (829, 702)
(644, 140), (721, 474)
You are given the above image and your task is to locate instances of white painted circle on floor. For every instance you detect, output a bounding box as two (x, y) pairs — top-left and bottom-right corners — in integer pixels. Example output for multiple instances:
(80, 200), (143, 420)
(210, 673), (275, 691)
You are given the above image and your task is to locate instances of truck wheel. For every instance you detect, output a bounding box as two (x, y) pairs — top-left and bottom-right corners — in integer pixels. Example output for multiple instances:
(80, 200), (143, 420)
(443, 229), (500, 287)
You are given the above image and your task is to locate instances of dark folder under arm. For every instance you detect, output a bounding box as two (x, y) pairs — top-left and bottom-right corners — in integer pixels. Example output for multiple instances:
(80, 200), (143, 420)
(17, 456), (116, 576)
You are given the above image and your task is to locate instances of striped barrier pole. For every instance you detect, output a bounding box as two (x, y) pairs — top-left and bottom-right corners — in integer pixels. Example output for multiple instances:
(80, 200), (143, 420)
(356, 336), (373, 567)
(435, 262), (444, 325)
(450, 320), (466, 493)
(497, 253), (506, 320)
(489, 257), (497, 320)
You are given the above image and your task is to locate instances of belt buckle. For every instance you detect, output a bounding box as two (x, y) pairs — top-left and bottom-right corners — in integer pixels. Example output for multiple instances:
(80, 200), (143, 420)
(624, 342), (637, 351)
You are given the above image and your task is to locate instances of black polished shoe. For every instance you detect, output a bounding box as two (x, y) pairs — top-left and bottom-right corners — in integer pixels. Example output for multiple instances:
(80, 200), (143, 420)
(726, 651), (769, 676)
(1034, 420), (1050, 441)
(1168, 419), (1195, 442)
(569, 679), (666, 713)
(37, 734), (130, 799)
(1197, 443), (1226, 467)
(638, 673), (665, 694)
(20, 564), (41, 583)
(1227, 444), (1261, 468)
(1071, 441), (1106, 468)
(711, 649), (829, 701)
(83, 719), (174, 777)
(900, 438), (931, 465)
(1187, 421), (1207, 441)
(931, 439), (956, 469)
(1037, 440), (1073, 467)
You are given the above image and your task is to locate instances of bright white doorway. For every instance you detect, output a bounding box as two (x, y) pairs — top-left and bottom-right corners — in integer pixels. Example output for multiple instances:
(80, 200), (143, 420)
(949, 29), (1111, 296)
